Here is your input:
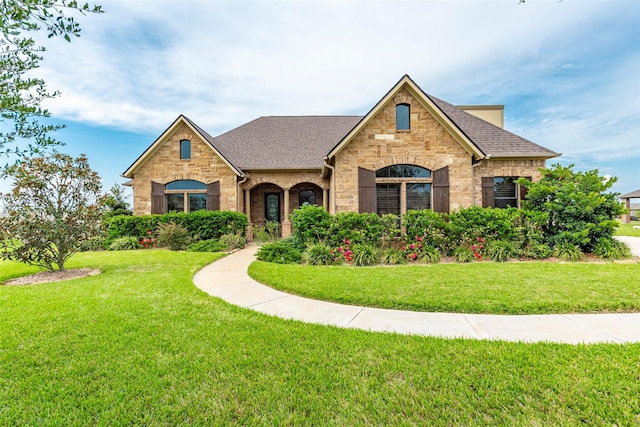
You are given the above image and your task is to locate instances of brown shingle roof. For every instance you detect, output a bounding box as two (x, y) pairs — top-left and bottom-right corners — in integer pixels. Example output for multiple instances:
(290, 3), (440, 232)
(621, 189), (640, 199)
(203, 116), (362, 170)
(427, 94), (559, 158)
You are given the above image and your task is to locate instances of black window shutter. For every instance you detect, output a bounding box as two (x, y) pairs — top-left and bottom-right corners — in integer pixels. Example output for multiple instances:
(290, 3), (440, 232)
(358, 167), (376, 213)
(482, 177), (495, 208)
(207, 181), (220, 211)
(432, 166), (450, 214)
(151, 181), (165, 214)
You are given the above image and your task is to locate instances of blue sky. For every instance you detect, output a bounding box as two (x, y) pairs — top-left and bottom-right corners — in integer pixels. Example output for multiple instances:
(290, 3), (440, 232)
(2, 0), (639, 198)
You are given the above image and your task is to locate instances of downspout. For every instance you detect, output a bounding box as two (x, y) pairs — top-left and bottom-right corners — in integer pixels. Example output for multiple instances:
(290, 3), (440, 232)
(237, 174), (247, 213)
(323, 157), (335, 215)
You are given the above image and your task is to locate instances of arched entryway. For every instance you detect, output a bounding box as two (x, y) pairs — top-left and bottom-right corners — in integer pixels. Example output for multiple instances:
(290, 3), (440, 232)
(249, 183), (284, 228)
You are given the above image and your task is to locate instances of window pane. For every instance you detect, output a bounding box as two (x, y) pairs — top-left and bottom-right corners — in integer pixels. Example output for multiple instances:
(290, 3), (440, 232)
(494, 177), (517, 208)
(188, 193), (207, 212)
(376, 184), (400, 215)
(403, 165), (431, 178)
(396, 104), (410, 130)
(376, 164), (430, 178)
(299, 190), (316, 206)
(406, 183), (431, 211)
(166, 194), (184, 212)
(166, 180), (207, 190)
(180, 139), (191, 160)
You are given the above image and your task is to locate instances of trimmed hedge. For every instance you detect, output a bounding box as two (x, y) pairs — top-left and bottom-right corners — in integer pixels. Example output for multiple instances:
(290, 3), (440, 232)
(104, 211), (248, 245)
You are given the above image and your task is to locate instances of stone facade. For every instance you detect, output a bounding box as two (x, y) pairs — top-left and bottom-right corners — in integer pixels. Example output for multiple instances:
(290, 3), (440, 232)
(131, 122), (239, 215)
(472, 159), (546, 206)
(333, 88), (474, 212)
(241, 170), (328, 228)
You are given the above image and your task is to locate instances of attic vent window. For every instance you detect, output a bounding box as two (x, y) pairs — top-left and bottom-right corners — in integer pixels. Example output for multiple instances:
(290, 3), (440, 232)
(180, 139), (191, 159)
(396, 103), (410, 131)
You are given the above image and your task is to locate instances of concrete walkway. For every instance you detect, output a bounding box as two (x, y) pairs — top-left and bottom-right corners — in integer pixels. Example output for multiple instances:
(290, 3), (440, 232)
(193, 243), (640, 345)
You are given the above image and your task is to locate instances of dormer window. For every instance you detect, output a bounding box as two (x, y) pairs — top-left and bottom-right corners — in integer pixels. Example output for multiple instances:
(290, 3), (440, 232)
(396, 103), (410, 130)
(180, 139), (191, 159)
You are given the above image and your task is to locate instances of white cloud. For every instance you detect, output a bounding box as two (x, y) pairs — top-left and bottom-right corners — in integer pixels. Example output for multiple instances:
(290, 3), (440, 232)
(21, 0), (638, 193)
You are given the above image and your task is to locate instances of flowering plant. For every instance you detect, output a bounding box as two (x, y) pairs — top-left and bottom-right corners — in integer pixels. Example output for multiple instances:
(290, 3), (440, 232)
(139, 230), (157, 249)
(471, 237), (485, 260)
(336, 239), (353, 263)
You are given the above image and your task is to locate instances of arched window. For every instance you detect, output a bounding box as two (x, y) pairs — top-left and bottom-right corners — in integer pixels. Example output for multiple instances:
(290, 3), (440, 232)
(396, 104), (410, 130)
(298, 190), (316, 206)
(166, 180), (206, 190)
(180, 139), (191, 160)
(165, 180), (207, 212)
(375, 164), (431, 215)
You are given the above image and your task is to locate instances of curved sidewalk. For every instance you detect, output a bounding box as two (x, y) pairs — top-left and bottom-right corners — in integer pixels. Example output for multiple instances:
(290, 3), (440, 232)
(193, 244), (640, 345)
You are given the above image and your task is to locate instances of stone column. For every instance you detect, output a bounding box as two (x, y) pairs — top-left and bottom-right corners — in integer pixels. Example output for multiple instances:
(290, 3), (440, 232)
(244, 189), (253, 241)
(623, 198), (631, 224)
(323, 188), (329, 210)
(282, 188), (292, 237)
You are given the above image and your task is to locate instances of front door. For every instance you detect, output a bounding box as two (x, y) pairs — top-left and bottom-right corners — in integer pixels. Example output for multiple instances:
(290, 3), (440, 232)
(265, 193), (280, 223)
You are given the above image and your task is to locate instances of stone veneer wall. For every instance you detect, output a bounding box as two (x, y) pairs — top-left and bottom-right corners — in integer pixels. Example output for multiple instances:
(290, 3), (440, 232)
(333, 88), (474, 213)
(132, 122), (239, 215)
(243, 170), (328, 227)
(472, 159), (546, 206)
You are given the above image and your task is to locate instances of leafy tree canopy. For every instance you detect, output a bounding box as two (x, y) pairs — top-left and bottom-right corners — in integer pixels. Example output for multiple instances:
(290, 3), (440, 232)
(0, 151), (105, 271)
(518, 164), (625, 252)
(1, 0), (102, 157)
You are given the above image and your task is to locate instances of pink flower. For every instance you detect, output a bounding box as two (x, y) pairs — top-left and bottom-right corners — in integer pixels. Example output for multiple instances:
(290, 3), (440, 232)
(472, 245), (477, 251)
(410, 244), (415, 250)
(418, 243), (423, 249)
(412, 253), (417, 260)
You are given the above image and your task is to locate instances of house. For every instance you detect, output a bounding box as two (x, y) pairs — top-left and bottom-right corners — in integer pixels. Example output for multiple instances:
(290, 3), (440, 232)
(122, 75), (560, 238)
(620, 189), (640, 222)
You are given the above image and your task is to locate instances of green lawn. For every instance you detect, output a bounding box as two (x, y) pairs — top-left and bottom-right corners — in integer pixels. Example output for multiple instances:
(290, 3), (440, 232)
(249, 261), (640, 314)
(1, 251), (639, 425)
(617, 220), (640, 237)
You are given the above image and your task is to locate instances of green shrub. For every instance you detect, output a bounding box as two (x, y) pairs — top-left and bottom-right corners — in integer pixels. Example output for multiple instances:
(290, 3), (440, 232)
(592, 238), (631, 260)
(519, 164), (626, 252)
(522, 242), (552, 260)
(449, 206), (521, 247)
(156, 222), (192, 251)
(351, 243), (380, 266)
(220, 233), (246, 250)
(257, 241), (302, 264)
(418, 246), (441, 264)
(253, 221), (281, 243)
(404, 209), (450, 252)
(304, 243), (335, 266)
(328, 212), (385, 247)
(80, 236), (107, 252)
(108, 236), (141, 251)
(553, 242), (583, 261)
(379, 214), (402, 247)
(487, 240), (520, 262)
(453, 246), (474, 263)
(382, 247), (406, 265)
(104, 211), (247, 246)
(290, 204), (332, 244)
(187, 239), (228, 252)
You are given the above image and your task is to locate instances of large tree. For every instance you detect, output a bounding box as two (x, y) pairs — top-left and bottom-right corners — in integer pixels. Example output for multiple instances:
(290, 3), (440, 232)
(1, 0), (102, 157)
(0, 152), (105, 271)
